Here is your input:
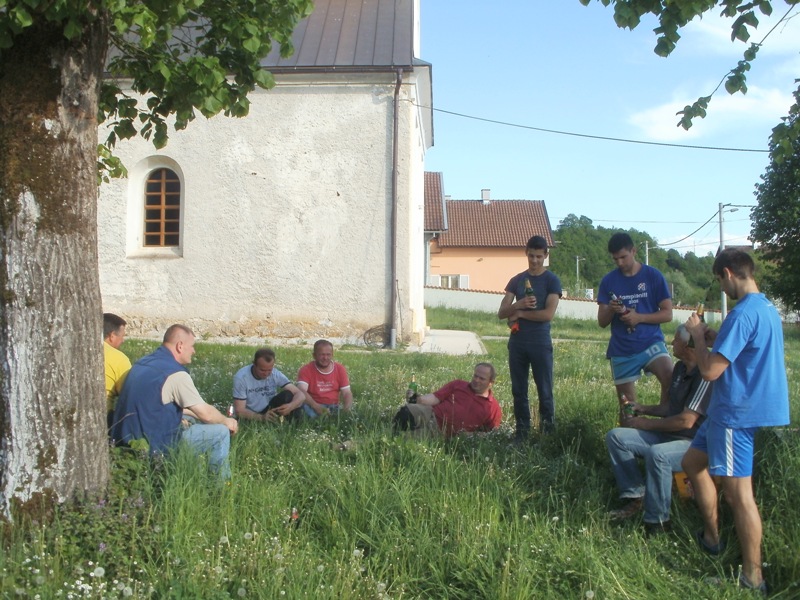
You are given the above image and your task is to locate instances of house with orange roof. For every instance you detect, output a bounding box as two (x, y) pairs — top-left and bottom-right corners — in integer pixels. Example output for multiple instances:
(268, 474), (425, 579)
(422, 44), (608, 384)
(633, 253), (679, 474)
(425, 186), (555, 293)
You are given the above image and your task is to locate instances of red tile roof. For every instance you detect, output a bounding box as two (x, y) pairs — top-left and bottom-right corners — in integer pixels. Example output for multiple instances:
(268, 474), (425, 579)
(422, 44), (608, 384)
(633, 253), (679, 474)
(437, 199), (554, 248)
(424, 172), (447, 231)
(263, 0), (414, 70)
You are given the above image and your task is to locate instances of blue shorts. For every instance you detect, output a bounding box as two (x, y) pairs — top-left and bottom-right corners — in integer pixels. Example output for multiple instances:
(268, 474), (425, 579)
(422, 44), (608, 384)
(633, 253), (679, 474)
(690, 419), (757, 477)
(610, 341), (670, 385)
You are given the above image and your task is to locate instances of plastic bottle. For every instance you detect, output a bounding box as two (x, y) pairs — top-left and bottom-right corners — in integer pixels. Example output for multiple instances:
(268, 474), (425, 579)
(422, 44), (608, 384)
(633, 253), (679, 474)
(288, 507), (300, 528)
(227, 404), (237, 419)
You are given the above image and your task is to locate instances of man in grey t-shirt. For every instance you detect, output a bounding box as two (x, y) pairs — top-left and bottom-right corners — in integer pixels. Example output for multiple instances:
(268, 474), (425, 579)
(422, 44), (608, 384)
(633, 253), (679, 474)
(232, 348), (305, 421)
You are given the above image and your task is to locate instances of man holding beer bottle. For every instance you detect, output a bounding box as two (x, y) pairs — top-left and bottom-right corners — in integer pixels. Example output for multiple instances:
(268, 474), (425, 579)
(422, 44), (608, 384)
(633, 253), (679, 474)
(598, 233), (673, 407)
(682, 248), (788, 594)
(498, 235), (562, 439)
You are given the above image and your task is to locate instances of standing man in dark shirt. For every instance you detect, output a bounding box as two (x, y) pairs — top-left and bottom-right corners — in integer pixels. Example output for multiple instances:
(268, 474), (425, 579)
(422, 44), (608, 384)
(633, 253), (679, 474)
(498, 235), (562, 439)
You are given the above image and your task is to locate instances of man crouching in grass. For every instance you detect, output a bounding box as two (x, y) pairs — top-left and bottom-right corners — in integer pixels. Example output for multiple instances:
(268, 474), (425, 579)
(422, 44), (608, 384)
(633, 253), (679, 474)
(392, 363), (502, 437)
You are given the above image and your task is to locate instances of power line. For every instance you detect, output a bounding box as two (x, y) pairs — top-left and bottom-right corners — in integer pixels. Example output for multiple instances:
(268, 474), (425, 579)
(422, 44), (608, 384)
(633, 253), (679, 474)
(421, 105), (768, 153)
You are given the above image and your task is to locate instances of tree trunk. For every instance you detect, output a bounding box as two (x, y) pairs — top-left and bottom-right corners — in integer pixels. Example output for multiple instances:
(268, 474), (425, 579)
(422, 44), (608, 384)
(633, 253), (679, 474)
(0, 18), (110, 520)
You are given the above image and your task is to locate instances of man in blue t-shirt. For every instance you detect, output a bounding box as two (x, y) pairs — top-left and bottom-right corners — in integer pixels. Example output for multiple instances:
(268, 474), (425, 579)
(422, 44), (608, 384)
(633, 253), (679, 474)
(597, 233), (673, 407)
(682, 249), (789, 594)
(498, 235), (562, 438)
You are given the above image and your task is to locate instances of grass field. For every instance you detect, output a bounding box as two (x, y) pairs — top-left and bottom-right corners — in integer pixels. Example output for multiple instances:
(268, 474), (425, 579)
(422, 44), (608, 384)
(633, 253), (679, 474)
(1, 310), (798, 599)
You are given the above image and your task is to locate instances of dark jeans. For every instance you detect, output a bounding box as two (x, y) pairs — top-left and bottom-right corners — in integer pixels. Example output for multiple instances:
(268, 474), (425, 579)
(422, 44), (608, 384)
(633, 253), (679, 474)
(260, 389), (303, 421)
(508, 338), (554, 433)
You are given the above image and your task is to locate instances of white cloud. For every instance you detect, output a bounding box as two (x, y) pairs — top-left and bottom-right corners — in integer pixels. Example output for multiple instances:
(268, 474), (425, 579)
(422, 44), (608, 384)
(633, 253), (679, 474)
(628, 85), (793, 142)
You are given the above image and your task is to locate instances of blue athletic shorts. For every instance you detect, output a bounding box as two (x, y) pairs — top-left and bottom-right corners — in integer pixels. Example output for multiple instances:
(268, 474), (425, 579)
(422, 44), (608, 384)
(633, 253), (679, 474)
(610, 341), (670, 385)
(690, 419), (757, 477)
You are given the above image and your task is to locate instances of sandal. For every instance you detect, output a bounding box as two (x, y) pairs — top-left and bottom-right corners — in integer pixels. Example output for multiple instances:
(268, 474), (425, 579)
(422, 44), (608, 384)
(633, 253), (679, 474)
(695, 528), (725, 555)
(739, 573), (768, 595)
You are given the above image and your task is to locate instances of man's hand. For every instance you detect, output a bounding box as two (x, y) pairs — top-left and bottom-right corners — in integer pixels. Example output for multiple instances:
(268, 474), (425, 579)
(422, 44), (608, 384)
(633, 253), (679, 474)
(517, 295), (536, 310)
(620, 306), (638, 327)
(224, 417), (238, 435)
(274, 403), (296, 416)
(263, 408), (281, 423)
(621, 416), (646, 429)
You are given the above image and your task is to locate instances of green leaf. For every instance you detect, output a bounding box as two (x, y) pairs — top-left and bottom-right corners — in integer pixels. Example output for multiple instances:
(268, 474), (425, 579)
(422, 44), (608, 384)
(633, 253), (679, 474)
(253, 69), (275, 90)
(12, 6), (33, 28)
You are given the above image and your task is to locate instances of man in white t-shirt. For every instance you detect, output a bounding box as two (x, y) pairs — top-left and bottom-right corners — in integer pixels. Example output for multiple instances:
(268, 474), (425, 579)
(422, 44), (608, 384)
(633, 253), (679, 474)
(232, 348), (305, 422)
(297, 340), (353, 417)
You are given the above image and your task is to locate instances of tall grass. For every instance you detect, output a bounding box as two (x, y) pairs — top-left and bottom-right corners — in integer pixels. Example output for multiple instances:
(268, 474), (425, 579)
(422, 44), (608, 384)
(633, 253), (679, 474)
(1, 311), (798, 598)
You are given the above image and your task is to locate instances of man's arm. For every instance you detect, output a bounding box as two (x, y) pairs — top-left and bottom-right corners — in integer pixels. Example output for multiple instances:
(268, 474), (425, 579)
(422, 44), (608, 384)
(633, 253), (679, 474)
(273, 383), (306, 416)
(340, 386), (354, 411)
(686, 314), (730, 381)
(515, 292), (559, 323)
(297, 381), (328, 415)
(190, 401), (238, 434)
(233, 398), (268, 421)
(498, 291), (535, 320)
(414, 392), (441, 407)
(623, 298), (673, 328)
(597, 302), (615, 329)
(623, 407), (701, 433)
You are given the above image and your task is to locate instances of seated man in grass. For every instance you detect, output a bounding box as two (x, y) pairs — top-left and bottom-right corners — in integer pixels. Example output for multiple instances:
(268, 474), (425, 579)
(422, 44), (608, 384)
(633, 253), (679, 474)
(605, 324), (712, 535)
(103, 312), (131, 431)
(297, 339), (353, 418)
(393, 363), (502, 437)
(112, 324), (238, 479)
(232, 347), (305, 422)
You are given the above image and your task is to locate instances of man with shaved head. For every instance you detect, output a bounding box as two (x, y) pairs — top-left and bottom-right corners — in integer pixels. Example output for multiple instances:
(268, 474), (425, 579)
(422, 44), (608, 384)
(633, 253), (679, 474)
(112, 324), (238, 479)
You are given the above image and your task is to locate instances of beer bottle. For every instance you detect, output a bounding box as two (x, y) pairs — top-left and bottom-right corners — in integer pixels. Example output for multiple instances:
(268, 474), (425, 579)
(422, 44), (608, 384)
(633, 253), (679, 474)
(407, 374), (418, 403)
(524, 278), (536, 308)
(610, 292), (634, 333)
(619, 394), (635, 425)
(696, 303), (705, 323)
(288, 507), (300, 528)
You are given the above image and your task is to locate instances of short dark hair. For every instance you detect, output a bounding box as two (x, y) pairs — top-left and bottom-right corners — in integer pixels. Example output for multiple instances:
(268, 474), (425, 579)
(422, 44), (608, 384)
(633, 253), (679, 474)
(163, 324), (194, 344)
(254, 347), (276, 364)
(608, 232), (634, 254)
(103, 313), (126, 338)
(526, 235), (549, 252)
(475, 362), (496, 382)
(713, 248), (754, 280)
(313, 339), (333, 353)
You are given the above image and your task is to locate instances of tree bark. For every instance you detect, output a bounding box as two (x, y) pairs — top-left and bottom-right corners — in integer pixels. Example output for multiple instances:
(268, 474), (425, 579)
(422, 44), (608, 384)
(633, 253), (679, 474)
(0, 18), (110, 520)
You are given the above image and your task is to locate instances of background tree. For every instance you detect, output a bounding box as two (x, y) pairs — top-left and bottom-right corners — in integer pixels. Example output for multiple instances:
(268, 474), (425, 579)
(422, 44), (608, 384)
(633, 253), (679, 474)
(751, 89), (800, 312)
(0, 0), (312, 520)
(551, 214), (716, 306)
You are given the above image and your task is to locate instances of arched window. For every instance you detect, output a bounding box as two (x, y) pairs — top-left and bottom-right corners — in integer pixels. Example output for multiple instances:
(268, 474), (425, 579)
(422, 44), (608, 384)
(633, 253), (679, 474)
(143, 168), (181, 247)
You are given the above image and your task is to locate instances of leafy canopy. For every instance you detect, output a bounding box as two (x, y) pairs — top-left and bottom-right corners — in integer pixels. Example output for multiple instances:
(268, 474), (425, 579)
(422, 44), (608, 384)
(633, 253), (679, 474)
(579, 0), (800, 163)
(751, 86), (800, 312)
(0, 0), (314, 178)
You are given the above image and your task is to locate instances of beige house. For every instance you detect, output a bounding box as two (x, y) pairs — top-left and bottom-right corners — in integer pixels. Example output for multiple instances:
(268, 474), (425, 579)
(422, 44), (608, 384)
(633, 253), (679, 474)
(426, 186), (555, 293)
(97, 0), (433, 345)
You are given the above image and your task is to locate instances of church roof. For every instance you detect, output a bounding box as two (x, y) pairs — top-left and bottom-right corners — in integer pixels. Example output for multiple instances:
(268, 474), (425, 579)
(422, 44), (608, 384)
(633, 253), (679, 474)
(263, 0), (415, 71)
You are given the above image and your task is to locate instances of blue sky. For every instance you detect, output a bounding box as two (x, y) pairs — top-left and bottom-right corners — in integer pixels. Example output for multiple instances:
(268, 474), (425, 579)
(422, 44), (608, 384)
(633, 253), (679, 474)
(420, 1), (800, 255)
